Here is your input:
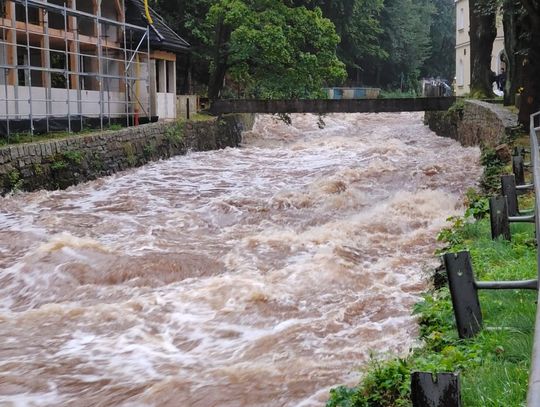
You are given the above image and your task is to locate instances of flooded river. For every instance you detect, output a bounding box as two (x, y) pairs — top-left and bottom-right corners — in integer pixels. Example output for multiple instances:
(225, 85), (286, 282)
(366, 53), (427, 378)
(0, 113), (481, 406)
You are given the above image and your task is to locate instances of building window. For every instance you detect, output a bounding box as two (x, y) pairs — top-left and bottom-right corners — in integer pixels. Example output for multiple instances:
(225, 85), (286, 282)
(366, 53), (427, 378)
(457, 59), (464, 86)
(16, 4), (40, 24)
(458, 7), (464, 30)
(50, 49), (67, 89)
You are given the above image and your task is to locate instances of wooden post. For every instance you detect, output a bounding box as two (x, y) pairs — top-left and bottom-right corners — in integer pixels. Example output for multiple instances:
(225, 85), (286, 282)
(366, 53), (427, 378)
(501, 174), (519, 217)
(443, 251), (483, 339)
(513, 155), (526, 186)
(489, 196), (511, 240)
(411, 372), (461, 407)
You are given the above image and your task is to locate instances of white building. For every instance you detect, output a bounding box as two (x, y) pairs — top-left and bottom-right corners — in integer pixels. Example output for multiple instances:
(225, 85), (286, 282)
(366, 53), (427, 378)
(455, 0), (505, 96)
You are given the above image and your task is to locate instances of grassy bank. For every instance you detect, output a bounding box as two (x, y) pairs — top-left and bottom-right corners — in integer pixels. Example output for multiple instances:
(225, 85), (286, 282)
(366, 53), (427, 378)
(327, 159), (537, 406)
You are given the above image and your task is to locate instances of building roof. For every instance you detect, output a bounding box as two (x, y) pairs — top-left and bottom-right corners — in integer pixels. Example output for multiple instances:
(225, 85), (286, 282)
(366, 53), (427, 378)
(126, 0), (190, 54)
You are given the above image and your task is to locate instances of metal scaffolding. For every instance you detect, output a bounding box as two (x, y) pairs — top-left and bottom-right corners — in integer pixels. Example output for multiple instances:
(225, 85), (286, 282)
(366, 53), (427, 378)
(0, 0), (151, 139)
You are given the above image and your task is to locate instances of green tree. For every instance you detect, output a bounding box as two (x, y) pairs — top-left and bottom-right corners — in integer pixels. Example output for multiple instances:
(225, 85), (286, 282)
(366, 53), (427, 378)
(469, 0), (497, 97)
(421, 0), (456, 80)
(290, 0), (386, 84)
(206, 0), (347, 99)
(359, 0), (434, 90)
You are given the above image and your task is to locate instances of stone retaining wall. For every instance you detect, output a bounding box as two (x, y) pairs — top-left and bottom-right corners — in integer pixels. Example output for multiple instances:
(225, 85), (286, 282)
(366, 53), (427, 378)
(0, 114), (254, 195)
(424, 99), (520, 147)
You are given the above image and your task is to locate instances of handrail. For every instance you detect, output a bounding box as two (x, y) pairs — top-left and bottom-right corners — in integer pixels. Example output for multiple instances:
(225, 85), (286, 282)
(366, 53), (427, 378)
(526, 111), (540, 406)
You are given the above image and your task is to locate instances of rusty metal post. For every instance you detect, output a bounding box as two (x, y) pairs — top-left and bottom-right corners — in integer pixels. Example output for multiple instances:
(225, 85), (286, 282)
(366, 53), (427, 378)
(411, 372), (461, 407)
(489, 196), (511, 240)
(501, 174), (519, 217)
(443, 251), (483, 339)
(513, 155), (526, 186)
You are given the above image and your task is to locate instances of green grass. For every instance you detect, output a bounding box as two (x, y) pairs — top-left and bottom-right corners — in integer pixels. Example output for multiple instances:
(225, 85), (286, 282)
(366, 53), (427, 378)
(378, 90), (418, 99)
(0, 124), (126, 147)
(327, 214), (537, 407)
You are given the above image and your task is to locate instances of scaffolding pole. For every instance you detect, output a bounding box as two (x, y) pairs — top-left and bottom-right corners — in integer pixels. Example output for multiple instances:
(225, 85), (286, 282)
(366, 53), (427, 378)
(0, 0), (151, 138)
(2, 25), (10, 138)
(24, 0), (34, 137)
(63, 2), (71, 133)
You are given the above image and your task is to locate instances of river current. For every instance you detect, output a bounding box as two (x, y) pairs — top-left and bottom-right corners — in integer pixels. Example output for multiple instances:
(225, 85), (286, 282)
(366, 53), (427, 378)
(0, 113), (481, 406)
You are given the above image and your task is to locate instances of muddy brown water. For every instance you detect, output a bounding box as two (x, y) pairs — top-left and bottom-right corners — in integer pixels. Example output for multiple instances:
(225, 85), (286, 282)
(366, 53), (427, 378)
(0, 113), (481, 406)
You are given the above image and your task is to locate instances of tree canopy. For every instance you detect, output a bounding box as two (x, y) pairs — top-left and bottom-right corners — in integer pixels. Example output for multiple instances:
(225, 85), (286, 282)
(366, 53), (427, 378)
(207, 0), (347, 98)
(153, 0), (456, 97)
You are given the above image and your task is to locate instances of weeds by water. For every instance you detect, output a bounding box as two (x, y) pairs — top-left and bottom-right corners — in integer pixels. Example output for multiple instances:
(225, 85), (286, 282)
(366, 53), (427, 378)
(327, 211), (536, 406)
(326, 133), (536, 407)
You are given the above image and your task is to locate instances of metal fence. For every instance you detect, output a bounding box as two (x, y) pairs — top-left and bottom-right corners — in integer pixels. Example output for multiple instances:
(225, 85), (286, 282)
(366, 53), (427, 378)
(526, 111), (540, 406)
(0, 0), (151, 138)
(414, 111), (540, 406)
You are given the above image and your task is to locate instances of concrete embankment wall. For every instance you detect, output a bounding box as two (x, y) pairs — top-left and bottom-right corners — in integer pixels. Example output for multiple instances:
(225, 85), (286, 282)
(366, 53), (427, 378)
(424, 99), (520, 147)
(0, 114), (254, 195)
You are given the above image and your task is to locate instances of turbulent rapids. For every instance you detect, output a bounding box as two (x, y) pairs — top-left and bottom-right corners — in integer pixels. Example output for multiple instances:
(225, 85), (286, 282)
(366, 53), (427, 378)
(0, 113), (481, 406)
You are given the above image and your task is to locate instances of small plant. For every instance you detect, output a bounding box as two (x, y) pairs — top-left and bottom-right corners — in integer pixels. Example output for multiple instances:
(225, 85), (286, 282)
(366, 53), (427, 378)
(91, 152), (104, 171)
(480, 148), (505, 194)
(445, 99), (465, 119)
(7, 169), (23, 191)
(436, 215), (467, 253)
(143, 143), (156, 159)
(165, 122), (184, 146)
(63, 150), (84, 165)
(50, 159), (67, 171)
(123, 143), (136, 166)
(464, 188), (489, 219)
(33, 163), (43, 176)
(105, 124), (123, 132)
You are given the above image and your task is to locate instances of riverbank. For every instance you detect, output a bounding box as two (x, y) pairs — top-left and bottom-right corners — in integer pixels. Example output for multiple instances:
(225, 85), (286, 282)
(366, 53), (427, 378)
(327, 104), (535, 406)
(327, 199), (536, 406)
(0, 114), (254, 195)
(0, 113), (481, 406)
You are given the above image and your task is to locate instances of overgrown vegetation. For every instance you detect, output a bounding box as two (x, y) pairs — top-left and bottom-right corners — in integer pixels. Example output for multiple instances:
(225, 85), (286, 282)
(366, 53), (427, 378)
(153, 0), (455, 97)
(165, 121), (185, 147)
(479, 148), (507, 194)
(6, 169), (23, 192)
(326, 150), (536, 406)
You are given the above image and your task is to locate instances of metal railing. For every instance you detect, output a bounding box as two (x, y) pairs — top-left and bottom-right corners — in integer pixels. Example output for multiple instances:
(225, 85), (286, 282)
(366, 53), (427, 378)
(414, 112), (540, 406)
(526, 111), (540, 406)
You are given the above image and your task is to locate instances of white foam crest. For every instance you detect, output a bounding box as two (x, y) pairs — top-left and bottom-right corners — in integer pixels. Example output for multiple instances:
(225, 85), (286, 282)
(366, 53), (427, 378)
(0, 113), (482, 406)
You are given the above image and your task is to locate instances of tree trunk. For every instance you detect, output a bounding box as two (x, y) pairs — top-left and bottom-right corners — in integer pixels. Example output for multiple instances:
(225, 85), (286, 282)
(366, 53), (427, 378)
(208, 17), (231, 101)
(469, 0), (497, 97)
(517, 0), (540, 127)
(502, 0), (524, 106)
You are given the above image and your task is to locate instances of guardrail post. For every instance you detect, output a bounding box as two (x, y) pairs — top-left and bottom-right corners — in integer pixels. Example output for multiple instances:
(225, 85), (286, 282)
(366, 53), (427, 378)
(489, 196), (511, 240)
(501, 174), (520, 217)
(513, 155), (526, 186)
(443, 251), (483, 338)
(514, 146), (527, 158)
(411, 372), (461, 407)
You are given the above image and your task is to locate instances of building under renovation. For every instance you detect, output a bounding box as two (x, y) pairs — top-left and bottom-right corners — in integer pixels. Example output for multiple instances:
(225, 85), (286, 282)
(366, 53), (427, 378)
(0, 0), (190, 137)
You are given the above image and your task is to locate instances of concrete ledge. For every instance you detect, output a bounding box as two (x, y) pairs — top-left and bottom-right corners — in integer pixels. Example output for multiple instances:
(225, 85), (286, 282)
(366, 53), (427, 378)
(424, 100), (520, 147)
(210, 97), (456, 115)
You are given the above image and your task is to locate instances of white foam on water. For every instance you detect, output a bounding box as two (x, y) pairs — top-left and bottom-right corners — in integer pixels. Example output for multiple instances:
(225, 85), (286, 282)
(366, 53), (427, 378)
(0, 113), (481, 406)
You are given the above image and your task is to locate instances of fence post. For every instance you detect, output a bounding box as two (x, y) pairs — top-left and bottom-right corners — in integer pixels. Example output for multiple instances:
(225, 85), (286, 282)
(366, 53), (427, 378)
(489, 196), (511, 240)
(501, 174), (520, 217)
(411, 372), (461, 407)
(443, 251), (483, 338)
(513, 155), (526, 186)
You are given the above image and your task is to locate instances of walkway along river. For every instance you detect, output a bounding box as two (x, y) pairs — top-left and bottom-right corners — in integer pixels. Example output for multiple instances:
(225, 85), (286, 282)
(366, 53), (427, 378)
(0, 113), (482, 406)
